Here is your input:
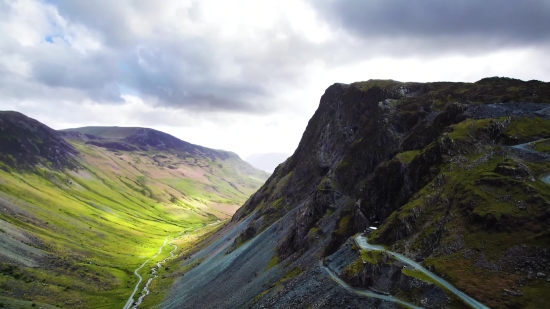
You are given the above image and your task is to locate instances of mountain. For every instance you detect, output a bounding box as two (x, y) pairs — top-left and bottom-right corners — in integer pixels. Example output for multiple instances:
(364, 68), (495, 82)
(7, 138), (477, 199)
(61, 126), (233, 159)
(0, 111), (79, 170)
(161, 77), (550, 309)
(0, 113), (268, 308)
(246, 152), (290, 173)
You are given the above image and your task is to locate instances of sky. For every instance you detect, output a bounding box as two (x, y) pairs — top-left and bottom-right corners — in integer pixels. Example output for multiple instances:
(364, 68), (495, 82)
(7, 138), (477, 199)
(0, 0), (549, 159)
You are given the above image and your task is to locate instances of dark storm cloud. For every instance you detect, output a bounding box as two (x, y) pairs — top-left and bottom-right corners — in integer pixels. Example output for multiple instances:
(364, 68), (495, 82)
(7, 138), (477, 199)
(313, 0), (550, 51)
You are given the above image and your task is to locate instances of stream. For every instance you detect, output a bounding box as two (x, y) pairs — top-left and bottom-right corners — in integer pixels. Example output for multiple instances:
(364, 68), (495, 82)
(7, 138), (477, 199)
(355, 236), (490, 309)
(122, 236), (171, 309)
(130, 239), (178, 309)
(123, 221), (222, 309)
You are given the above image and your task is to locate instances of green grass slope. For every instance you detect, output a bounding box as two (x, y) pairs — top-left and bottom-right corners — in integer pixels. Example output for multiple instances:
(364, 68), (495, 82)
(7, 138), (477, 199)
(0, 120), (268, 308)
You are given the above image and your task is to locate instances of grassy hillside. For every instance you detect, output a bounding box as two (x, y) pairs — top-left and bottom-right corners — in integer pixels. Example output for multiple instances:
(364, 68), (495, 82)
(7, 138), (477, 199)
(0, 117), (268, 308)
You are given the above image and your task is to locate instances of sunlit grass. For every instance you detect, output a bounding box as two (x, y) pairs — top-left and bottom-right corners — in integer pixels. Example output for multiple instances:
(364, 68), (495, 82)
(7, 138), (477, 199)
(0, 139), (267, 308)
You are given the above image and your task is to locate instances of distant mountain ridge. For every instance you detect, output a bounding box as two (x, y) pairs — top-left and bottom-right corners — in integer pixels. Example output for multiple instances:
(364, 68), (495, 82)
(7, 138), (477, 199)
(60, 126), (234, 160)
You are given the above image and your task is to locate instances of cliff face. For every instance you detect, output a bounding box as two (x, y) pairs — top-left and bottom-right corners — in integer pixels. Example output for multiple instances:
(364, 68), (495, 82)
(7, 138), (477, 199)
(165, 77), (550, 309)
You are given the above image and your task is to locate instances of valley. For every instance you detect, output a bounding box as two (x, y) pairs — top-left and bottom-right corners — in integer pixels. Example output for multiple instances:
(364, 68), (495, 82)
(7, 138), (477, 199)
(0, 113), (268, 308)
(2, 77), (550, 309)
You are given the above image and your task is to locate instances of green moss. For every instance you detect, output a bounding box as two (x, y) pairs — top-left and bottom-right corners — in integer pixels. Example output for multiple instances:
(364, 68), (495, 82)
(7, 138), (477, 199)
(253, 289), (272, 303)
(274, 172), (293, 192)
(334, 215), (350, 236)
(317, 177), (331, 190)
(265, 253), (279, 271)
(251, 266), (303, 305)
(352, 80), (402, 92)
(520, 280), (550, 308)
(448, 118), (492, 140)
(504, 117), (550, 139)
(395, 150), (421, 164)
(271, 197), (284, 209)
(531, 140), (550, 153)
(360, 250), (383, 264)
(282, 267), (303, 281)
(335, 160), (350, 171)
(401, 268), (439, 286)
(342, 257), (364, 277)
(307, 227), (318, 238)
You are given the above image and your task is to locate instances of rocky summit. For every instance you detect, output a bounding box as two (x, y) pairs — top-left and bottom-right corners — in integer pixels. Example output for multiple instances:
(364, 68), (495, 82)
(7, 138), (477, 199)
(162, 77), (550, 309)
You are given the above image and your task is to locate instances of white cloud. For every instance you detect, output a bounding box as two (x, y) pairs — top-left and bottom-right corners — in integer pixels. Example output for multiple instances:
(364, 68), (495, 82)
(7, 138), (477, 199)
(0, 0), (548, 158)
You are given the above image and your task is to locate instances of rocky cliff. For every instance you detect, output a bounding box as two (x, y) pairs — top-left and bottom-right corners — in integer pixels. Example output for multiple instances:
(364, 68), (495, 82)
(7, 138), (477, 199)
(164, 77), (550, 309)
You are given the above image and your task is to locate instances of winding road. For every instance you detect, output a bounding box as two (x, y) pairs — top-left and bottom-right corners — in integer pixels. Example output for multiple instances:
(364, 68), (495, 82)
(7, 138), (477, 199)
(355, 236), (490, 309)
(509, 138), (550, 185)
(325, 138), (550, 308)
(510, 138), (550, 153)
(322, 263), (423, 309)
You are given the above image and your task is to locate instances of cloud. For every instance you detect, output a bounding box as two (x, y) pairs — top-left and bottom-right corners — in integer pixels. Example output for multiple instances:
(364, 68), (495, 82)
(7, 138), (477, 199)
(1, 0), (549, 157)
(311, 0), (550, 55)
(0, 0), (335, 114)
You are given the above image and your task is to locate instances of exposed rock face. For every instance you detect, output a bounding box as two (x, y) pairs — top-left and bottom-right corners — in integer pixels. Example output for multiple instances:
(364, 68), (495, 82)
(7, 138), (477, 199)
(0, 111), (78, 169)
(166, 77), (550, 309)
